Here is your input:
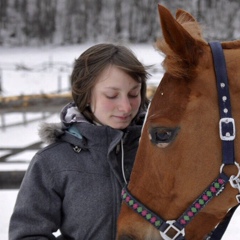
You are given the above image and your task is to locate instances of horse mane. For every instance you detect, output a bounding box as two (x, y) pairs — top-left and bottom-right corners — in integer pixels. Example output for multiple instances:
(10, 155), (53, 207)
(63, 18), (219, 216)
(156, 9), (207, 79)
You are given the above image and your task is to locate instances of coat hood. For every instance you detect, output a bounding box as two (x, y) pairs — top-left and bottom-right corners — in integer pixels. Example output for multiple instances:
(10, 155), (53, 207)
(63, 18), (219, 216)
(38, 102), (87, 145)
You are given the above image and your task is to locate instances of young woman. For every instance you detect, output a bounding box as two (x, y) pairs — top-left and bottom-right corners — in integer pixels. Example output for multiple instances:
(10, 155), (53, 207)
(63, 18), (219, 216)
(9, 43), (149, 239)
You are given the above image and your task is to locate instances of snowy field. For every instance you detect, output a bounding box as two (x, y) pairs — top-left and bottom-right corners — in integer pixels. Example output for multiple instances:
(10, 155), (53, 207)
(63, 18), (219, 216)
(0, 43), (240, 239)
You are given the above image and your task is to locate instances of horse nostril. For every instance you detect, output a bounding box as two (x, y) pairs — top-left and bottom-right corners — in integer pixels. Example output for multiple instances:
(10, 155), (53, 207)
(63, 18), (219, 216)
(118, 235), (134, 240)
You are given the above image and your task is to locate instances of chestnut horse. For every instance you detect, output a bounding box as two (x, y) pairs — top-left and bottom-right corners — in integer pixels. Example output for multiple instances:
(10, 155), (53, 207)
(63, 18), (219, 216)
(117, 5), (240, 240)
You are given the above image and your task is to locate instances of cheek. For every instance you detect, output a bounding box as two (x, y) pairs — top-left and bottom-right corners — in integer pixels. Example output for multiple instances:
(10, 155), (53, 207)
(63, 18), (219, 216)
(95, 99), (116, 112)
(91, 94), (113, 112)
(131, 97), (141, 109)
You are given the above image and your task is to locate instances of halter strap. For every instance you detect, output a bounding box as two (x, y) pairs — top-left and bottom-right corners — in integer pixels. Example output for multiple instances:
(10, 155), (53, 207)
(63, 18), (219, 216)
(207, 41), (239, 239)
(209, 41), (235, 165)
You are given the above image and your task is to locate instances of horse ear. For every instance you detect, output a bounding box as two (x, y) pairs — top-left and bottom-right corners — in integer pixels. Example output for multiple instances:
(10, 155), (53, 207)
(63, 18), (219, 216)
(176, 9), (197, 24)
(158, 4), (198, 62)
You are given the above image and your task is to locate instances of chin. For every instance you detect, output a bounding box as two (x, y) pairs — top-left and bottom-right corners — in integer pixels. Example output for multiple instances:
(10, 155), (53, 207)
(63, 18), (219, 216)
(111, 123), (130, 129)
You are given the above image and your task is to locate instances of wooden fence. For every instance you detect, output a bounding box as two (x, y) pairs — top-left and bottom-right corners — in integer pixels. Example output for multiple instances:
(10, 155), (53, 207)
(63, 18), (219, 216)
(0, 60), (73, 130)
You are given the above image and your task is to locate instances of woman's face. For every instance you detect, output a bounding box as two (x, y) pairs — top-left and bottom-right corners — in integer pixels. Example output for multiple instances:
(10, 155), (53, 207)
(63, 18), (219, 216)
(90, 65), (141, 129)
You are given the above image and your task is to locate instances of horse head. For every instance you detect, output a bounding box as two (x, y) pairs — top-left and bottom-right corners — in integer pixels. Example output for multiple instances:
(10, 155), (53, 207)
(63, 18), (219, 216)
(117, 4), (240, 240)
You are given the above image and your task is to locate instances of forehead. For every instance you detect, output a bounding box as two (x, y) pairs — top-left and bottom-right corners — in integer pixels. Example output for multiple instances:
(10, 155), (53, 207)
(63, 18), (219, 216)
(147, 74), (190, 125)
(94, 65), (141, 89)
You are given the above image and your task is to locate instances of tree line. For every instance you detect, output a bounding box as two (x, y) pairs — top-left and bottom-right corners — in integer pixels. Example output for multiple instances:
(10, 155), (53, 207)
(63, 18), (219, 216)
(0, 0), (240, 46)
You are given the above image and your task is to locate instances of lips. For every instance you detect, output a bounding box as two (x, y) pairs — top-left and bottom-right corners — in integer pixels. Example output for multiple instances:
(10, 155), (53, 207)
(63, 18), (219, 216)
(114, 115), (131, 121)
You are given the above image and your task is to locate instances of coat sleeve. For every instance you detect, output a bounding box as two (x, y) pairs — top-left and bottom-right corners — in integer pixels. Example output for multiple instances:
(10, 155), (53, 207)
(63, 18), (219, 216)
(9, 152), (62, 240)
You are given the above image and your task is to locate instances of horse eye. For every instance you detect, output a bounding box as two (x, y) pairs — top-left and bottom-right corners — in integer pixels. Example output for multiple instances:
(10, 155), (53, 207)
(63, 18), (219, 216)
(156, 130), (171, 141)
(149, 127), (180, 148)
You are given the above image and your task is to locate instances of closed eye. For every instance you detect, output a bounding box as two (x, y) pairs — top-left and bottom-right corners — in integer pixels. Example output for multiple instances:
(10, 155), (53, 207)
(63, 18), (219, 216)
(149, 127), (180, 148)
(106, 95), (117, 99)
(129, 94), (139, 98)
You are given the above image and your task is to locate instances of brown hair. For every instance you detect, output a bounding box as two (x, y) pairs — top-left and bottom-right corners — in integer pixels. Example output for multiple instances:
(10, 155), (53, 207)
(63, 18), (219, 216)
(71, 43), (150, 122)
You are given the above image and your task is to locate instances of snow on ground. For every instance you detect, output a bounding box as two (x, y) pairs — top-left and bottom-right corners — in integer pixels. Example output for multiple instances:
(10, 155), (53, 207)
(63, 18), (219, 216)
(0, 44), (240, 239)
(0, 190), (18, 240)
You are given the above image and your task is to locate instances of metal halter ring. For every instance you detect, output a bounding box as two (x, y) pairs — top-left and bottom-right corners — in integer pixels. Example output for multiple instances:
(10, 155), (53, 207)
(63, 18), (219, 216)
(220, 162), (240, 176)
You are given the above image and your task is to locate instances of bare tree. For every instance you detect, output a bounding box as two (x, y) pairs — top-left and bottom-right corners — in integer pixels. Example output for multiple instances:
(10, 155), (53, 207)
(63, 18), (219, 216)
(0, 0), (8, 44)
(1, 0), (240, 46)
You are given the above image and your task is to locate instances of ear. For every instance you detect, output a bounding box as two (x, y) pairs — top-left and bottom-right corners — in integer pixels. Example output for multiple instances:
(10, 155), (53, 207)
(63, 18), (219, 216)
(158, 4), (199, 63)
(176, 9), (197, 24)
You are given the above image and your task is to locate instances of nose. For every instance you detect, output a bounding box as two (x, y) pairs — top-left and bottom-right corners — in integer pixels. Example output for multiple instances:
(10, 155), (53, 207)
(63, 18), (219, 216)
(118, 97), (132, 113)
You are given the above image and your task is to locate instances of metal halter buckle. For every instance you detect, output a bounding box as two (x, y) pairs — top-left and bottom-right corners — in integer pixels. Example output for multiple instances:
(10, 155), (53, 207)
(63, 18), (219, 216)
(160, 220), (185, 240)
(228, 162), (240, 203)
(219, 117), (235, 141)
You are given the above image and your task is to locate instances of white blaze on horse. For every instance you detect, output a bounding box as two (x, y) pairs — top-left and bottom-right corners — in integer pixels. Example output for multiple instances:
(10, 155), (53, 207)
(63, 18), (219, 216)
(117, 4), (240, 240)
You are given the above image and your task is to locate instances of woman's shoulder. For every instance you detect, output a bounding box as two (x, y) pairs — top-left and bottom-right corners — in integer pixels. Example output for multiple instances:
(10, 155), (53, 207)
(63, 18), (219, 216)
(32, 141), (73, 166)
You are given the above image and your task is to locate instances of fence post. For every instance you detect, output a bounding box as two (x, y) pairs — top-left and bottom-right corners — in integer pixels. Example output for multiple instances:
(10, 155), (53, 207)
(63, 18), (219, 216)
(57, 73), (62, 93)
(68, 74), (71, 91)
(23, 110), (27, 126)
(42, 110), (47, 120)
(0, 68), (3, 130)
(0, 112), (6, 131)
(48, 56), (53, 70)
(0, 68), (2, 95)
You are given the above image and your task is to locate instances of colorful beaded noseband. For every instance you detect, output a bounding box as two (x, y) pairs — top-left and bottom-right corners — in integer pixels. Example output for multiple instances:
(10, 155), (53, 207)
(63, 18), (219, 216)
(122, 173), (229, 240)
(122, 173), (228, 240)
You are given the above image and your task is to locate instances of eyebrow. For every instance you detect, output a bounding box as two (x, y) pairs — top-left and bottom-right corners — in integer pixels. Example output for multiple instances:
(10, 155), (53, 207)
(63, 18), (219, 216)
(105, 84), (141, 91)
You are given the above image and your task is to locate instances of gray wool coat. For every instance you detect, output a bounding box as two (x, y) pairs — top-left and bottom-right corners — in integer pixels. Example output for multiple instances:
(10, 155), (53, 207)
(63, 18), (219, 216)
(9, 103), (145, 240)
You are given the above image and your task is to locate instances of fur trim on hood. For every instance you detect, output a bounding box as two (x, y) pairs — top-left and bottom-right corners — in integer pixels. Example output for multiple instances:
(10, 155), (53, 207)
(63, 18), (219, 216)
(38, 102), (89, 145)
(38, 122), (64, 145)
